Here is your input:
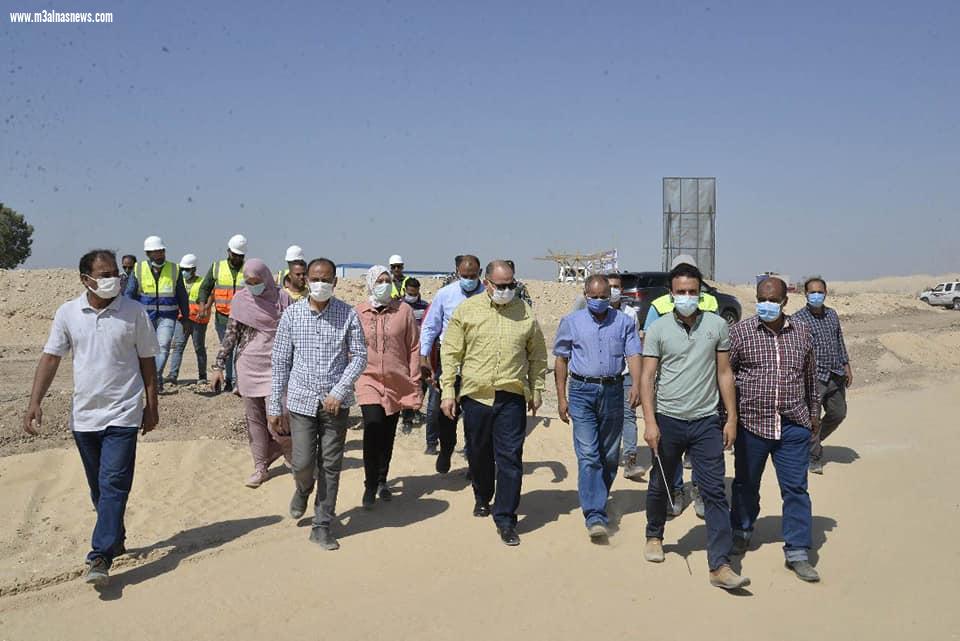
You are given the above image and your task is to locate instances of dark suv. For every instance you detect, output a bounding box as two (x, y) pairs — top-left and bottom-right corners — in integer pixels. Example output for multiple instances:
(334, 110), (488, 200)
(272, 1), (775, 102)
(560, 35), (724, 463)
(618, 271), (742, 325)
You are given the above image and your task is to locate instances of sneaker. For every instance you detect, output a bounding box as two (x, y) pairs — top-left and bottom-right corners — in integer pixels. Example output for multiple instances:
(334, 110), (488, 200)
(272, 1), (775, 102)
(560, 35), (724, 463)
(245, 469), (269, 488)
(731, 536), (749, 556)
(809, 458), (824, 475)
(622, 452), (645, 482)
(644, 538), (665, 563)
(362, 487), (376, 509)
(290, 489), (309, 519)
(436, 449), (453, 474)
(83, 557), (110, 587)
(473, 502), (491, 517)
(709, 565), (751, 590)
(424, 443), (438, 456)
(668, 489), (685, 517)
(309, 526), (340, 551)
(587, 522), (609, 541)
(786, 560), (820, 582)
(164, 376), (178, 386)
(498, 526), (521, 546)
(378, 483), (393, 502)
(692, 485), (705, 519)
(401, 420), (413, 435)
(682, 452), (692, 470)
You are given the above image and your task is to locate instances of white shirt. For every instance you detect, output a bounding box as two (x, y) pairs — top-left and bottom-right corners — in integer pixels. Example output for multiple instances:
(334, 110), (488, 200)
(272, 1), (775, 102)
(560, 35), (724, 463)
(43, 293), (159, 432)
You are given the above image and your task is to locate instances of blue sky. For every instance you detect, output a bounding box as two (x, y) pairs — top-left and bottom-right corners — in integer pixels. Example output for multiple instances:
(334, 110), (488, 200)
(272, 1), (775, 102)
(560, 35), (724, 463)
(2, 0), (958, 282)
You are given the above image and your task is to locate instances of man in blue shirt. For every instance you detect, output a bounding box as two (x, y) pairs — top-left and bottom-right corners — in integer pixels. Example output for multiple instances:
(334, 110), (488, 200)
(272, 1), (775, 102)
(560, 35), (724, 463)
(554, 274), (642, 541)
(419, 254), (485, 471)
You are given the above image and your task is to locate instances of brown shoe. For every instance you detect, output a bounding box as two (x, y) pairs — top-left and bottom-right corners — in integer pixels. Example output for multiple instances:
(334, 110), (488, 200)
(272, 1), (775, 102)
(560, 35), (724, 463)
(644, 538), (665, 563)
(710, 565), (751, 590)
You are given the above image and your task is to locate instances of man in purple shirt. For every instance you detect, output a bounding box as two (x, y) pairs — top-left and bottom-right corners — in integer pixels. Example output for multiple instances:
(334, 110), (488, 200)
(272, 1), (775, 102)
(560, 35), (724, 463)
(554, 275), (642, 541)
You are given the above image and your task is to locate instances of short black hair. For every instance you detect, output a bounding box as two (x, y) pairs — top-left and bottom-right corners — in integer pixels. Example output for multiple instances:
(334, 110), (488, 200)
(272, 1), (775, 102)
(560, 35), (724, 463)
(669, 263), (703, 288)
(457, 254), (480, 269)
(406, 277), (421, 289)
(307, 257), (337, 273)
(121, 254), (137, 263)
(804, 276), (827, 292)
(505, 260), (516, 271)
(289, 259), (307, 269)
(79, 249), (117, 275)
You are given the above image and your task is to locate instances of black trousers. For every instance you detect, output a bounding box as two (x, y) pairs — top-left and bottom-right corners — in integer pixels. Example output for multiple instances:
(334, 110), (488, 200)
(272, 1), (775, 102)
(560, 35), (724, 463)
(361, 405), (400, 489)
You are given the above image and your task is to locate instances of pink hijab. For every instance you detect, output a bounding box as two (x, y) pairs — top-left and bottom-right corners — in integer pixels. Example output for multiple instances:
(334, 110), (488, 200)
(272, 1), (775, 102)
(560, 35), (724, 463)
(229, 258), (293, 332)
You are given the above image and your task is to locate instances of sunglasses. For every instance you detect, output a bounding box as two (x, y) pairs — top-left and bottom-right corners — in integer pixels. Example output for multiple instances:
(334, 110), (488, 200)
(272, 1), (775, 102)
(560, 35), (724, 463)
(488, 280), (517, 291)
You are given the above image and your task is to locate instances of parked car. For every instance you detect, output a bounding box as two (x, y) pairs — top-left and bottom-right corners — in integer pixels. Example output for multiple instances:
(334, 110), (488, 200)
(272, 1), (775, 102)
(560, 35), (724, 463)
(919, 281), (960, 309)
(618, 271), (742, 325)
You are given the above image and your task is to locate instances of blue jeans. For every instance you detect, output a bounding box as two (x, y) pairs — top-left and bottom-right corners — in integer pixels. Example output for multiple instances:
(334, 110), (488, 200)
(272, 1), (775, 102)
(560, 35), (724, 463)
(215, 313), (235, 385)
(168, 319), (209, 381)
(730, 420), (812, 562)
(152, 316), (176, 381)
(568, 378), (623, 527)
(646, 413), (732, 571)
(73, 426), (139, 567)
(621, 374), (638, 457)
(462, 392), (526, 529)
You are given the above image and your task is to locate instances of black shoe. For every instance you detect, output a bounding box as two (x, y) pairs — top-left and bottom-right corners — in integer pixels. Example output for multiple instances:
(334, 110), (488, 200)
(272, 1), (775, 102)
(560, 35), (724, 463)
(401, 421), (413, 434)
(290, 489), (309, 519)
(498, 526), (520, 546)
(224, 381), (234, 393)
(464, 468), (473, 481)
(362, 487), (376, 509)
(84, 557), (110, 587)
(731, 536), (749, 556)
(786, 560), (820, 582)
(378, 483), (393, 502)
(309, 526), (340, 551)
(473, 503), (491, 517)
(425, 443), (438, 456)
(436, 449), (452, 474)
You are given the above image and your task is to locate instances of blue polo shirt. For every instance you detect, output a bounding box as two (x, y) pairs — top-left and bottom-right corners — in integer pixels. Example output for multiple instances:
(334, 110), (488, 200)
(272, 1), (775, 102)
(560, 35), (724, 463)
(553, 308), (641, 378)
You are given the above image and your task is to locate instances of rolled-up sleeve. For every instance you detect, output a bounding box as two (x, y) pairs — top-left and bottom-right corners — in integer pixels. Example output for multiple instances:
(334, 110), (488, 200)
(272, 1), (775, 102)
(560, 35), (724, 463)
(330, 309), (368, 402)
(552, 316), (574, 359)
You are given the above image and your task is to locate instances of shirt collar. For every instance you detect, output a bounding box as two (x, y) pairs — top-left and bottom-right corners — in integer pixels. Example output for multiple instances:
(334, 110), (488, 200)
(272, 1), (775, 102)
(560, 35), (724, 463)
(754, 314), (793, 334)
(81, 293), (123, 314)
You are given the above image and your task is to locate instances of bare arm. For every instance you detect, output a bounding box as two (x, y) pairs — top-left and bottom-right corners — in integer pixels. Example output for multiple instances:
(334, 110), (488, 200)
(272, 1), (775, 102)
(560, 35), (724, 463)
(139, 356), (159, 434)
(716, 351), (738, 448)
(640, 355), (660, 450)
(554, 355), (570, 423)
(23, 353), (62, 434)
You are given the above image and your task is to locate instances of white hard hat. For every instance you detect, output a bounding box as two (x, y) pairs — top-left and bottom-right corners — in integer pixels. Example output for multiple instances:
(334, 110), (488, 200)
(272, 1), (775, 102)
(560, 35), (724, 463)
(670, 253), (698, 270)
(143, 235), (165, 252)
(285, 245), (305, 262)
(179, 254), (198, 269)
(228, 234), (247, 255)
(389, 254), (404, 266)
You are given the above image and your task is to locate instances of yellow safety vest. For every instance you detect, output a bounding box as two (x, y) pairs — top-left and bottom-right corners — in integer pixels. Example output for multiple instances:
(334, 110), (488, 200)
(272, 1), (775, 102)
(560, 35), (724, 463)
(651, 292), (719, 315)
(138, 260), (179, 315)
(276, 268), (289, 285)
(391, 276), (411, 299)
(186, 277), (210, 324)
(213, 259), (244, 316)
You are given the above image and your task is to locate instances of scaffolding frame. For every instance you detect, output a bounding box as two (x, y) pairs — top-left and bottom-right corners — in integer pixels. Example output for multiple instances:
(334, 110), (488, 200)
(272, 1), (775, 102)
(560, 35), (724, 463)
(534, 249), (619, 283)
(662, 177), (716, 280)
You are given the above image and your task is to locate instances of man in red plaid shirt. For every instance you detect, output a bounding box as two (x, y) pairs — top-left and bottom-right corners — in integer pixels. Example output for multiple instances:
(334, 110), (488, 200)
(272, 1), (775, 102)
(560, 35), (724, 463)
(728, 276), (822, 583)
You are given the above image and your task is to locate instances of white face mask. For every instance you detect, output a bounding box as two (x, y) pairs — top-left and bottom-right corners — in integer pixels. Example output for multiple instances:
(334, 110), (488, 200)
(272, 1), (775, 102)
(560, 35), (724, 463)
(309, 281), (335, 302)
(372, 282), (392, 305)
(491, 288), (516, 306)
(610, 287), (622, 304)
(85, 276), (122, 300)
(403, 294), (418, 304)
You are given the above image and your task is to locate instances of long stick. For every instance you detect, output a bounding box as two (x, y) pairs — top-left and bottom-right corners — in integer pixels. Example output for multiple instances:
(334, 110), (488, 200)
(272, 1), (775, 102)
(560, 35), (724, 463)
(654, 453), (676, 513)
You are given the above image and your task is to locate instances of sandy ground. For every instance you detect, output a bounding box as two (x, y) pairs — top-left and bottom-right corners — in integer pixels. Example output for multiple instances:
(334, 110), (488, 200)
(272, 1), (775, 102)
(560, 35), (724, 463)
(1, 270), (959, 640)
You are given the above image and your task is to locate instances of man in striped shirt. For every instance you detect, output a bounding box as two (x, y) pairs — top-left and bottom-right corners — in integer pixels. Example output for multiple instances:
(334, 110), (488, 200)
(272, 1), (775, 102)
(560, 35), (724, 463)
(792, 277), (853, 475)
(728, 277), (821, 582)
(269, 258), (368, 551)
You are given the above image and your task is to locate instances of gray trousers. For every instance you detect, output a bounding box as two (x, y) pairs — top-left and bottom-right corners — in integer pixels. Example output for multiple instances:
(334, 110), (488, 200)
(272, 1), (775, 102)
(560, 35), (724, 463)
(289, 408), (350, 528)
(810, 374), (847, 461)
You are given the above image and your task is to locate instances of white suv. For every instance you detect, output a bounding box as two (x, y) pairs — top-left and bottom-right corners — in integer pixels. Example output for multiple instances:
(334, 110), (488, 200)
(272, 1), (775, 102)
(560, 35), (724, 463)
(920, 281), (960, 309)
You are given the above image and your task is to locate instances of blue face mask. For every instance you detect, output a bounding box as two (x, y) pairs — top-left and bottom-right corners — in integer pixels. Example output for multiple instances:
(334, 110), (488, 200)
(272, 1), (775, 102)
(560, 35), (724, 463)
(807, 292), (826, 308)
(586, 298), (610, 315)
(673, 294), (699, 317)
(460, 277), (479, 292)
(757, 301), (782, 322)
(247, 282), (266, 297)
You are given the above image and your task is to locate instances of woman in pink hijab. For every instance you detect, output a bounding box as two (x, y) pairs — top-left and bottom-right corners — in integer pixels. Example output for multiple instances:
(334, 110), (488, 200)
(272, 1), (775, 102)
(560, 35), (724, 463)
(355, 265), (422, 508)
(211, 259), (294, 487)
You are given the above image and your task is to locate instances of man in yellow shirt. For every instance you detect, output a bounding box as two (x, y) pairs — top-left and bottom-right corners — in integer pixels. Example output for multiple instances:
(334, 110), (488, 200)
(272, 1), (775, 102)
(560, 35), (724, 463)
(440, 260), (547, 546)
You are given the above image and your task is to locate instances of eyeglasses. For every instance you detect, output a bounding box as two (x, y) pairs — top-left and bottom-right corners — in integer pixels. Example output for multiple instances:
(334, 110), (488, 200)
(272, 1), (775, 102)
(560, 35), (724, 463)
(488, 281), (517, 291)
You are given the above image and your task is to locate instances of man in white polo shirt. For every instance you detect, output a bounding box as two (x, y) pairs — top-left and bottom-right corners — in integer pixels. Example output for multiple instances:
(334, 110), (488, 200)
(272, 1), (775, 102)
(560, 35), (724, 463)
(23, 249), (160, 588)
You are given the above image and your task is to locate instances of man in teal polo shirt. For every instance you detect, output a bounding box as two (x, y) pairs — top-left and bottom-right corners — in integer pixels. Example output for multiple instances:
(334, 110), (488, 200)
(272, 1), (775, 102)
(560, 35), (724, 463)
(639, 262), (748, 590)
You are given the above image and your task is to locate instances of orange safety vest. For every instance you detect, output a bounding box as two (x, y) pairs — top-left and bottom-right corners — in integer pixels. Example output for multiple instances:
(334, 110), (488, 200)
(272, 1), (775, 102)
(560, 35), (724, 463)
(185, 277), (210, 324)
(213, 259), (244, 316)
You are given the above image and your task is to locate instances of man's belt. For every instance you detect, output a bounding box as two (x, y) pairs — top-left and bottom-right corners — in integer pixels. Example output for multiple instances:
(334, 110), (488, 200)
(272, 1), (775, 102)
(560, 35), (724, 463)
(570, 372), (624, 385)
